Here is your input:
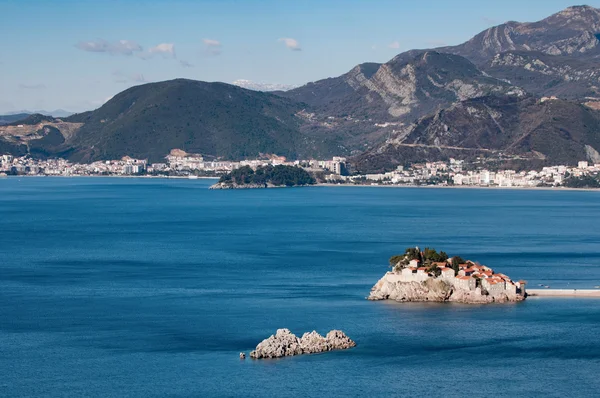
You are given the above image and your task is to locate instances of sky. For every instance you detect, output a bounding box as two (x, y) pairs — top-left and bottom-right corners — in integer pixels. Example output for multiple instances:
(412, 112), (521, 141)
(1, 0), (600, 113)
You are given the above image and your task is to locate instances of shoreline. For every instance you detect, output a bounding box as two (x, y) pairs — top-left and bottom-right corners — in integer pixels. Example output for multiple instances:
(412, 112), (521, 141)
(0, 175), (220, 180)
(527, 289), (600, 297)
(315, 183), (600, 192)
(2, 176), (600, 192)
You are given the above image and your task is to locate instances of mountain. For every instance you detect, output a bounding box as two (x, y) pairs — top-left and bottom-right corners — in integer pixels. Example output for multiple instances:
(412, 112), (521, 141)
(0, 80), (348, 162)
(62, 79), (316, 162)
(0, 113), (31, 125)
(5, 5), (600, 168)
(282, 51), (522, 122)
(440, 5), (600, 65)
(352, 95), (600, 173)
(280, 51), (524, 156)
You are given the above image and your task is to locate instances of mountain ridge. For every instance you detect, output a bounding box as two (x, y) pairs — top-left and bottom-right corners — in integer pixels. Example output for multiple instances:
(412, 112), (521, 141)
(4, 5), (600, 169)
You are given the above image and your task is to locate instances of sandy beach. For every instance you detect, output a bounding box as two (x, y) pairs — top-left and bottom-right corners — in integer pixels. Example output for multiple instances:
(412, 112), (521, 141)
(527, 289), (600, 297)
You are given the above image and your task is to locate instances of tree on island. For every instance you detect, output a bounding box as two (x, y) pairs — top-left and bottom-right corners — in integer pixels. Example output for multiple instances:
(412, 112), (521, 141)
(404, 247), (421, 262)
(219, 165), (316, 187)
(423, 248), (448, 263)
(427, 263), (442, 277)
(451, 256), (464, 275)
(388, 247), (467, 275)
(389, 255), (405, 268)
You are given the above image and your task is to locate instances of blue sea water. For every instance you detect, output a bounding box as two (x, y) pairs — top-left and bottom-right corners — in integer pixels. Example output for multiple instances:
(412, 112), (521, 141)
(1, 177), (600, 397)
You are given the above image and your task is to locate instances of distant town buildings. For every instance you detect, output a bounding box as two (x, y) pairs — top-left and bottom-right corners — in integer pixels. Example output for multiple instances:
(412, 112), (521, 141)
(0, 151), (598, 189)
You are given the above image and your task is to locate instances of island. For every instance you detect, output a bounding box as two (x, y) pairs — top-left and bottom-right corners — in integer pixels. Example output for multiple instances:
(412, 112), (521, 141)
(248, 329), (356, 359)
(368, 247), (526, 304)
(210, 165), (316, 189)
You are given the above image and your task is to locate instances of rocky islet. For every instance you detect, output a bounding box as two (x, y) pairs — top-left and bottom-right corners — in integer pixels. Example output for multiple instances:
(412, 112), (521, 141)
(248, 329), (356, 359)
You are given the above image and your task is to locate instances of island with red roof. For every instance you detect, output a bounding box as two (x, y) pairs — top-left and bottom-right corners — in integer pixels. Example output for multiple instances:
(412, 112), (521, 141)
(368, 247), (526, 303)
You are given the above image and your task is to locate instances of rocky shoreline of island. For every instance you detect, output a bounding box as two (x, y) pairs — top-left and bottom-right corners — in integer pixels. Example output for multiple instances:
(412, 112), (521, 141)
(369, 247), (526, 304)
(243, 329), (356, 359)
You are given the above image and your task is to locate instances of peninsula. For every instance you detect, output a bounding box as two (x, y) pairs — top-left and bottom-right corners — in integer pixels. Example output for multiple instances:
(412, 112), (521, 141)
(210, 164), (315, 189)
(369, 247), (526, 304)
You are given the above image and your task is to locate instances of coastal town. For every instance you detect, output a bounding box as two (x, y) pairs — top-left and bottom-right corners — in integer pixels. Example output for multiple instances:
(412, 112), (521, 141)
(369, 247), (526, 303)
(1, 151), (599, 189)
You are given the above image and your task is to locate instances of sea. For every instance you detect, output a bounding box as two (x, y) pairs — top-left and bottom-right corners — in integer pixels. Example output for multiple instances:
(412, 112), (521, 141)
(1, 177), (600, 397)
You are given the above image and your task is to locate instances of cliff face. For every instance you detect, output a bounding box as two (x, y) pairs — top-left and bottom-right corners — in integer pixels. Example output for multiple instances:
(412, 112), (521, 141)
(284, 51), (519, 123)
(368, 272), (524, 304)
(440, 6), (600, 65)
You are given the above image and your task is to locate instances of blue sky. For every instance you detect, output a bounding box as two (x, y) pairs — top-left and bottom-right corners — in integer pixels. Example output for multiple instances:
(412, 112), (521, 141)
(1, 0), (599, 113)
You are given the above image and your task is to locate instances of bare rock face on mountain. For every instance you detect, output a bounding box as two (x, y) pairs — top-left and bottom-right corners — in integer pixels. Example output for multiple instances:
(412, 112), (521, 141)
(284, 51), (521, 123)
(249, 329), (356, 359)
(440, 5), (600, 65)
(485, 51), (600, 99)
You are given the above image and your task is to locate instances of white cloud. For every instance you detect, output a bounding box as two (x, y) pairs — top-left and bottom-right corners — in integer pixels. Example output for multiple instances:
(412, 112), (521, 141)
(203, 38), (222, 55)
(148, 43), (176, 58)
(180, 60), (194, 68)
(75, 39), (143, 56)
(19, 83), (46, 90)
(203, 38), (221, 47)
(232, 79), (298, 91)
(278, 38), (301, 51)
(388, 41), (401, 49)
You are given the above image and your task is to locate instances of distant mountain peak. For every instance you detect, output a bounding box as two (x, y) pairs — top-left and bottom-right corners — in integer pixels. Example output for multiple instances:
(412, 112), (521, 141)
(561, 4), (598, 13)
(436, 5), (600, 64)
(547, 4), (600, 24)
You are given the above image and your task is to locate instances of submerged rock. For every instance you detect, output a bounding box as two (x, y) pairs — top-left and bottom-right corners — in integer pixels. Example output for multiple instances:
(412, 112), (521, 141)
(250, 329), (356, 359)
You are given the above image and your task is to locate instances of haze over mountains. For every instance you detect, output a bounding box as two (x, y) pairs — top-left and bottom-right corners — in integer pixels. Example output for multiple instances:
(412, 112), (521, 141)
(4, 5), (600, 171)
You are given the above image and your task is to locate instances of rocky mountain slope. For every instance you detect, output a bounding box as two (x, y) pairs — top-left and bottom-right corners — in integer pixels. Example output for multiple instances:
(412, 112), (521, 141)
(283, 51), (523, 122)
(485, 51), (600, 99)
(440, 5), (600, 65)
(353, 95), (600, 173)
